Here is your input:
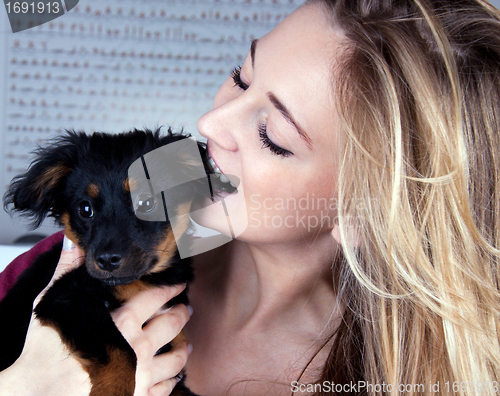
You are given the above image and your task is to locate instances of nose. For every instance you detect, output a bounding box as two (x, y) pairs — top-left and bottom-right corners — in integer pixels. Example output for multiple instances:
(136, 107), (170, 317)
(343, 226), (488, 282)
(197, 79), (243, 152)
(96, 253), (122, 272)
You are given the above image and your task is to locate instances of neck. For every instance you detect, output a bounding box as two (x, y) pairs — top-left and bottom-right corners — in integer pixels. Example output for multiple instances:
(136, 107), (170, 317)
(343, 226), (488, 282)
(210, 232), (341, 332)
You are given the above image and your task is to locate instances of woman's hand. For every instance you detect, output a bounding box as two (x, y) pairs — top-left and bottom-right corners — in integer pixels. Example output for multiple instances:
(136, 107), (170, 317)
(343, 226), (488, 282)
(0, 237), (91, 396)
(0, 236), (192, 396)
(111, 284), (192, 396)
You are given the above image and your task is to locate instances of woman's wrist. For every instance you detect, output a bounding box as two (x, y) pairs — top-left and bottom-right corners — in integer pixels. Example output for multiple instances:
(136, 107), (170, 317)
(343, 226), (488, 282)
(0, 362), (37, 396)
(0, 354), (91, 396)
(0, 319), (92, 396)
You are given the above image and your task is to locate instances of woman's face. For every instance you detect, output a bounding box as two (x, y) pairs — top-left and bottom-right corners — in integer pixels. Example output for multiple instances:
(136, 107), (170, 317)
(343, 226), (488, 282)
(194, 4), (343, 244)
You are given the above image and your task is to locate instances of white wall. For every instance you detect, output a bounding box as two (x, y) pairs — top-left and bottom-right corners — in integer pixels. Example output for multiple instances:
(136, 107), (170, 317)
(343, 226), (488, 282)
(1, 0), (499, 247)
(0, 0), (302, 245)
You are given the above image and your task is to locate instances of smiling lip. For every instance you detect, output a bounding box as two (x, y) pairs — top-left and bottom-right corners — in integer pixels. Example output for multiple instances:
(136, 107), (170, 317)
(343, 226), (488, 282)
(207, 144), (234, 186)
(207, 144), (221, 172)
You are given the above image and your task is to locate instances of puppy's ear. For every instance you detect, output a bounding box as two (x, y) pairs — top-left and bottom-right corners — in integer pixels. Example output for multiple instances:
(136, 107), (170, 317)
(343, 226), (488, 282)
(3, 131), (87, 229)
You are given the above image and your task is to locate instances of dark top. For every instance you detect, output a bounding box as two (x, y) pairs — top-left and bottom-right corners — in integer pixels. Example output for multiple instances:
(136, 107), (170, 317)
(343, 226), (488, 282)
(0, 231), (64, 302)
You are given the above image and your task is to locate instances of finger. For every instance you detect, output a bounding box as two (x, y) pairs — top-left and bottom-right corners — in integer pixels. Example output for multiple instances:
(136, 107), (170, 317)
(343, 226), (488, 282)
(141, 304), (190, 355)
(52, 236), (85, 280)
(149, 304), (193, 323)
(147, 378), (178, 396)
(34, 236), (85, 306)
(149, 337), (189, 385)
(133, 333), (189, 395)
(111, 283), (187, 335)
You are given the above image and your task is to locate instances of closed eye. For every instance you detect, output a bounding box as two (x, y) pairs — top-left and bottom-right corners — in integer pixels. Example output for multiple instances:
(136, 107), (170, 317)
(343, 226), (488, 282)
(231, 66), (249, 90)
(259, 123), (293, 158)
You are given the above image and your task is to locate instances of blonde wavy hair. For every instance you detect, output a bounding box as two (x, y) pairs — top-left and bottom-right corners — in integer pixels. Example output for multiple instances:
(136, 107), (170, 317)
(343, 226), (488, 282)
(302, 0), (500, 394)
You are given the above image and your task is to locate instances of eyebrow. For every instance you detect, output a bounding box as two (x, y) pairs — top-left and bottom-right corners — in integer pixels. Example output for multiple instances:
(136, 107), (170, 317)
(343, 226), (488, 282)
(250, 39), (258, 68)
(267, 93), (313, 149)
(250, 39), (313, 149)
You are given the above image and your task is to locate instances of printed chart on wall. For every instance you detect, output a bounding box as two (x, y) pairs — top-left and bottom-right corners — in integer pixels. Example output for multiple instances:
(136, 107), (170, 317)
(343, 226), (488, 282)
(0, 0), (303, 244)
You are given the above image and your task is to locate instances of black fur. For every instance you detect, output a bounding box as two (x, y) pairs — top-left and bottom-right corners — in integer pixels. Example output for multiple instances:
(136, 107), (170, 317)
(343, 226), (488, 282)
(0, 128), (215, 396)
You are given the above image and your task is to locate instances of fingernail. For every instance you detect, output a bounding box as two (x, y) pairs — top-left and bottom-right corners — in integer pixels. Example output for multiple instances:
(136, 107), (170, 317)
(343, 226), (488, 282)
(186, 305), (193, 317)
(175, 372), (184, 383)
(188, 343), (193, 355)
(62, 236), (76, 251)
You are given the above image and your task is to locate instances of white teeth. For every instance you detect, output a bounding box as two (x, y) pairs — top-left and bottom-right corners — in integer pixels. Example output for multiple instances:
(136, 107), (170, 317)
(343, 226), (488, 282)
(208, 153), (235, 188)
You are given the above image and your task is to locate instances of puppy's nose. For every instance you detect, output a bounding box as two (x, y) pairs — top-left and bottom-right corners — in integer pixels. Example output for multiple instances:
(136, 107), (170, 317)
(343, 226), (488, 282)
(96, 253), (122, 272)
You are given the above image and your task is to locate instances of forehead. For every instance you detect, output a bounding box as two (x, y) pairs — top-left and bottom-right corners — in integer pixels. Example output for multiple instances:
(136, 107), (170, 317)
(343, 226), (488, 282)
(254, 4), (342, 148)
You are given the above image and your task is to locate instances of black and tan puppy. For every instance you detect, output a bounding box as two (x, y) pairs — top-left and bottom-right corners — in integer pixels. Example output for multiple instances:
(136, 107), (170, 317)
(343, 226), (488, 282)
(0, 128), (229, 396)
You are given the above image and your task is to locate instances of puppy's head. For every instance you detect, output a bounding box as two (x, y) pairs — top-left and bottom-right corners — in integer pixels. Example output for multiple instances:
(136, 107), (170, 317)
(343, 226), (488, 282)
(4, 128), (210, 285)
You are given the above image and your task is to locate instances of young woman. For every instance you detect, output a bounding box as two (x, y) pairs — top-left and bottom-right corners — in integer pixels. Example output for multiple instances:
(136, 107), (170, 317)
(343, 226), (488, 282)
(1, 0), (500, 395)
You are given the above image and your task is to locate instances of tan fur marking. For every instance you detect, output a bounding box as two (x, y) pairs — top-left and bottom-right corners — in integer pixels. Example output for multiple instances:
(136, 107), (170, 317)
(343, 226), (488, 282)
(170, 330), (188, 350)
(150, 202), (192, 274)
(150, 227), (178, 274)
(37, 319), (136, 396)
(175, 201), (192, 235)
(83, 346), (136, 396)
(86, 183), (99, 198)
(114, 280), (152, 302)
(170, 331), (190, 395)
(178, 157), (200, 168)
(33, 163), (70, 201)
(61, 213), (84, 252)
(123, 178), (138, 193)
(176, 149), (202, 169)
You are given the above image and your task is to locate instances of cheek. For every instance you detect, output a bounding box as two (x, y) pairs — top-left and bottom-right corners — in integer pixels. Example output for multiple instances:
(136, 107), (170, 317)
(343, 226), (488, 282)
(243, 160), (300, 202)
(244, 164), (337, 227)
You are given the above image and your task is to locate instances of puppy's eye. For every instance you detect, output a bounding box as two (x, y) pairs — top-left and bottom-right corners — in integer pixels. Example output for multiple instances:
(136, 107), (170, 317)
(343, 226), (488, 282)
(79, 200), (93, 218)
(135, 193), (156, 213)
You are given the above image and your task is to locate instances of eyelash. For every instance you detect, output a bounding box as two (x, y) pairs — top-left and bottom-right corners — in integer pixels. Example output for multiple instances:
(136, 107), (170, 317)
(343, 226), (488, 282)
(231, 65), (293, 158)
(258, 124), (293, 158)
(231, 65), (249, 90)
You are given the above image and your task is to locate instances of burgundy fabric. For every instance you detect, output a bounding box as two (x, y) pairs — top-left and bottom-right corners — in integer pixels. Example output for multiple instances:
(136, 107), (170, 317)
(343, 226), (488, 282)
(0, 231), (64, 302)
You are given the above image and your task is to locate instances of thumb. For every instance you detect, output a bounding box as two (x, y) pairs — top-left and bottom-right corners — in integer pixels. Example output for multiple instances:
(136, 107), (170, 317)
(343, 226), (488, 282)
(34, 235), (85, 306)
(53, 236), (85, 281)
